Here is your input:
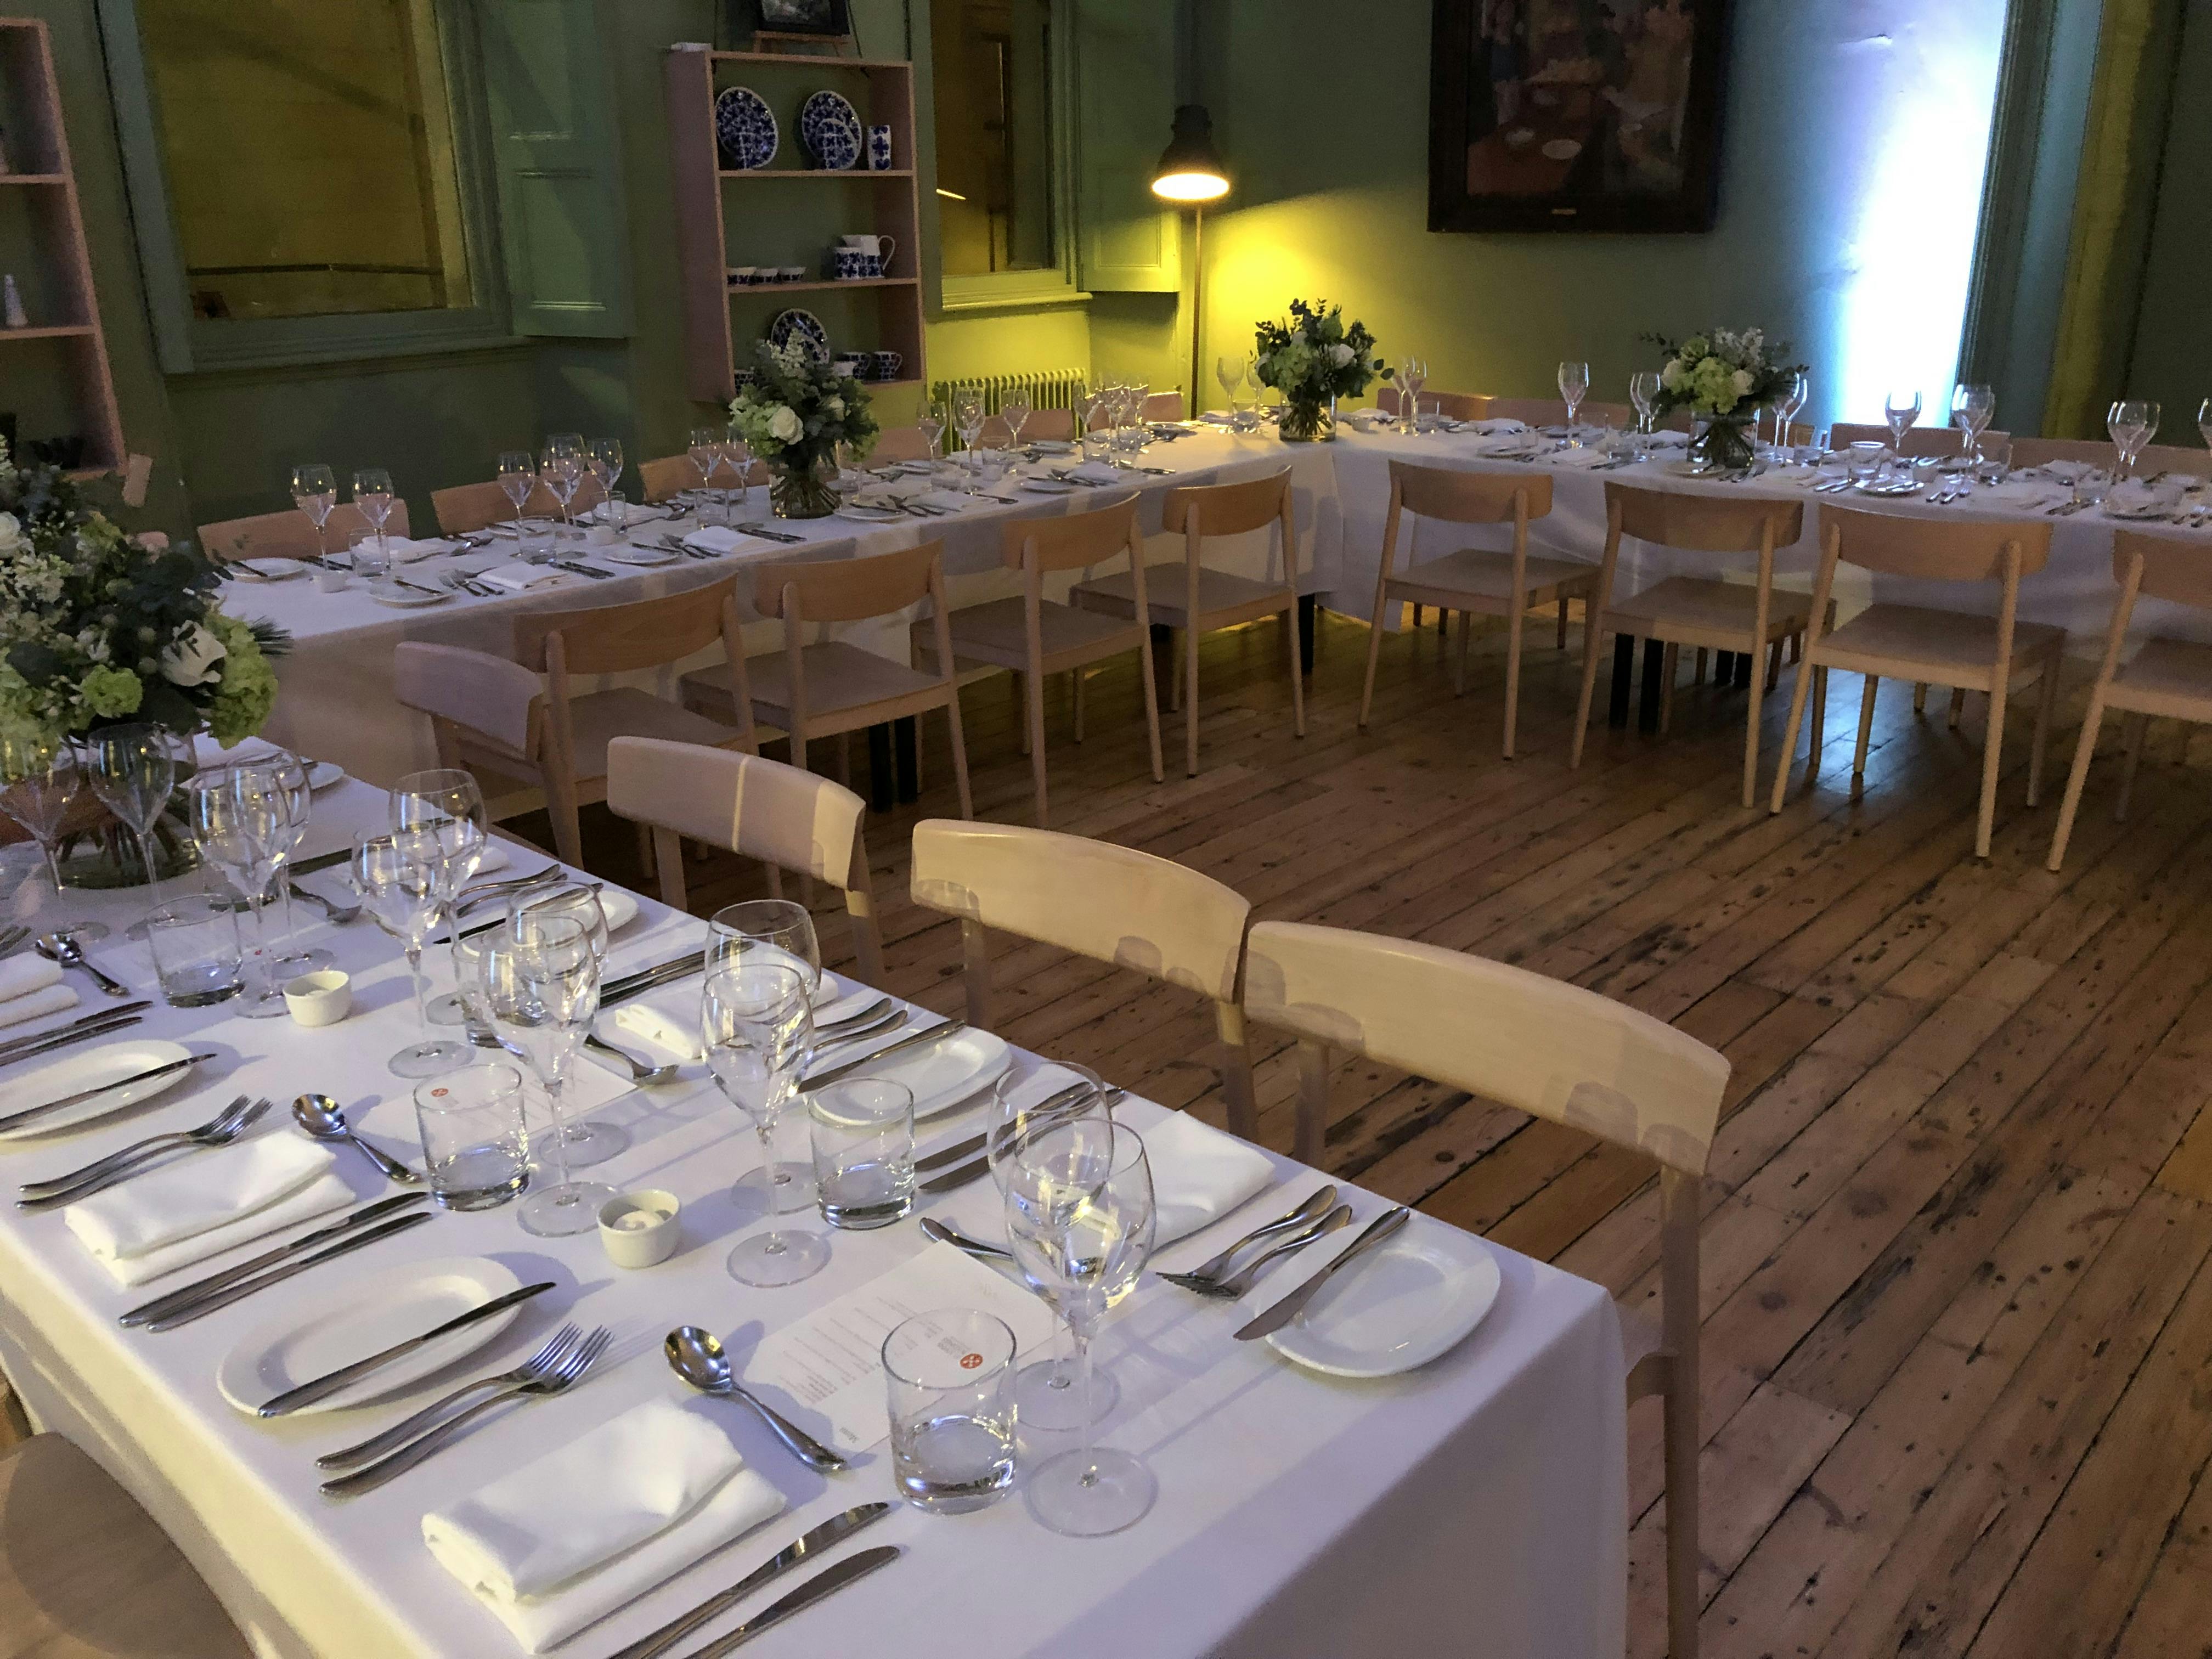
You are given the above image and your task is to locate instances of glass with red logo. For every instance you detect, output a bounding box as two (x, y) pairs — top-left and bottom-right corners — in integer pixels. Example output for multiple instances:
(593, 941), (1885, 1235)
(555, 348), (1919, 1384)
(412, 1063), (529, 1210)
(881, 1308), (1017, 1514)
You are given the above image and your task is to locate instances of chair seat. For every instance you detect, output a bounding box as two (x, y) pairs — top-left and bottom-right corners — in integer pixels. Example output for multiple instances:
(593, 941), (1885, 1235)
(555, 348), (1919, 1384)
(1607, 576), (1814, 645)
(1071, 565), (1291, 627)
(1387, 546), (1599, 607)
(2111, 635), (2212, 718)
(0, 1435), (251, 1658)
(568, 687), (748, 781)
(918, 596), (1140, 670)
(686, 641), (946, 726)
(1815, 602), (2063, 683)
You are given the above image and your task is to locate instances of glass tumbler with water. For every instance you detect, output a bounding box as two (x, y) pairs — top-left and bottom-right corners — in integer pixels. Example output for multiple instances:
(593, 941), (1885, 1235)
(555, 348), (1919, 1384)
(145, 895), (244, 1006)
(882, 1309), (1017, 1514)
(810, 1077), (915, 1229)
(414, 1064), (529, 1210)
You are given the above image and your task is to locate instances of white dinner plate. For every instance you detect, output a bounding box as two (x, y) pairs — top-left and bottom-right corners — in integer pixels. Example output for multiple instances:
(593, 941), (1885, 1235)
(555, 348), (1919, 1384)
(834, 505), (909, 524)
(1020, 479), (1079, 495)
(850, 1025), (1010, 1119)
(1542, 138), (1584, 161)
(597, 544), (681, 566)
(1854, 478), (1923, 498)
(238, 557), (306, 581)
(1265, 1217), (1502, 1379)
(306, 760), (345, 792)
(216, 1256), (526, 1417)
(0, 1040), (199, 1142)
(367, 586), (449, 608)
(2103, 502), (2180, 521)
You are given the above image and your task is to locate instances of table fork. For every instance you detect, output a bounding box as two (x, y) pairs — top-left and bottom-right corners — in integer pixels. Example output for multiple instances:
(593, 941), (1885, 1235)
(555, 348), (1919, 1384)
(18, 1096), (270, 1209)
(314, 1324), (587, 1472)
(1161, 1203), (1355, 1300)
(1155, 1185), (1340, 1293)
(320, 1326), (611, 1497)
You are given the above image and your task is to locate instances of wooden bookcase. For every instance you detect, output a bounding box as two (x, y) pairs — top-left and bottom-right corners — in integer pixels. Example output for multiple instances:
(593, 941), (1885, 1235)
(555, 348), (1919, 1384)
(667, 47), (924, 408)
(0, 19), (122, 476)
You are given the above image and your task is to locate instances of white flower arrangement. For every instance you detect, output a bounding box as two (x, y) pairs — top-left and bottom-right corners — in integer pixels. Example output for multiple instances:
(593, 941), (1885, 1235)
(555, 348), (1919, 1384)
(1644, 328), (1802, 421)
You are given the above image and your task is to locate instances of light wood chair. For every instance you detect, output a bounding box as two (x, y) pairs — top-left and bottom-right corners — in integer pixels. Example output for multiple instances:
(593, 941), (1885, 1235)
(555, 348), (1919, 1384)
(1024, 408), (1077, 441)
(1071, 468), (1305, 776)
(1143, 390), (1186, 421)
(1571, 484), (1815, 805)
(636, 454), (697, 504)
(431, 475), (606, 535)
(2007, 436), (2207, 476)
(605, 736), (884, 979)
(0, 1434), (252, 1657)
(2047, 530), (2212, 869)
(684, 541), (974, 817)
(1358, 462), (1589, 759)
(870, 425), (936, 465)
(1829, 421), (2010, 461)
(394, 642), (561, 850)
(1377, 386), (1491, 422)
(1240, 920), (1727, 1658)
(909, 819), (1258, 1136)
(198, 500), (410, 563)
(1768, 504), (2063, 859)
(912, 494), (1164, 826)
(1483, 396), (1634, 430)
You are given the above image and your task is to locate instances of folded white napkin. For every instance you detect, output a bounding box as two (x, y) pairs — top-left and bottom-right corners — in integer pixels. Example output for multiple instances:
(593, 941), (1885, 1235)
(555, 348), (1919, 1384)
(1142, 1111), (1275, 1246)
(474, 560), (567, 594)
(424, 1401), (786, 1654)
(1981, 479), (2058, 507)
(366, 536), (460, 563)
(0, 983), (77, 1031)
(1545, 447), (1614, 470)
(1468, 418), (1531, 436)
(1064, 461), (1124, 484)
(1472, 433), (1544, 456)
(64, 1136), (352, 1288)
(681, 526), (752, 556)
(2105, 479), (2184, 516)
(0, 956), (76, 1029)
(1643, 429), (1689, 448)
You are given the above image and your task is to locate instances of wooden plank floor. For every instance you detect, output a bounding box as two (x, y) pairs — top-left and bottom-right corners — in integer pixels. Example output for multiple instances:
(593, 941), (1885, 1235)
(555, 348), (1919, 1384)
(562, 605), (2212, 1658)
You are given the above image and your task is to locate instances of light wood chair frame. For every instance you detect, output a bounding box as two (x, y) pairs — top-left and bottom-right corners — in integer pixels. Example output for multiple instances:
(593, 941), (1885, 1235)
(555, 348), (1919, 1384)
(1829, 421), (2010, 461)
(431, 475), (606, 535)
(198, 500), (410, 563)
(1377, 386), (1492, 422)
(394, 640), (567, 853)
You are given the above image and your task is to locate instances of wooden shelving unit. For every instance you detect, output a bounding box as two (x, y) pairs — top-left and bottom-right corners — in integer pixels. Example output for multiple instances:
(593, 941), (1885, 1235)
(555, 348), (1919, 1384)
(667, 47), (924, 407)
(0, 19), (122, 473)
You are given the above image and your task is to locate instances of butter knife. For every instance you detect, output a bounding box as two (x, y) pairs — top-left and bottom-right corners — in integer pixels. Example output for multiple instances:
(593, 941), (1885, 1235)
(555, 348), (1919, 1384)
(141, 1212), (436, 1332)
(679, 1545), (902, 1659)
(120, 1194), (430, 1327)
(256, 1282), (555, 1415)
(1233, 1205), (1413, 1341)
(0, 1052), (218, 1136)
(611, 1504), (893, 1659)
(800, 1020), (965, 1092)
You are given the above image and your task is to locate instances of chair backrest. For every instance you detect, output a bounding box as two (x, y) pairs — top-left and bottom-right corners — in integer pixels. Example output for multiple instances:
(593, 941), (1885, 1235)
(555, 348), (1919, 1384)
(1388, 459), (1551, 525)
(2113, 528), (2212, 609)
(1163, 467), (1291, 538)
(636, 455), (695, 504)
(2008, 437), (2206, 477)
(871, 425), (935, 465)
(1244, 920), (1728, 1175)
(199, 501), (410, 562)
(1829, 421), (2008, 460)
(393, 641), (544, 759)
(1604, 481), (1802, 552)
(753, 541), (940, 623)
(1025, 407), (1076, 441)
(1143, 390), (1186, 420)
(1485, 397), (1633, 429)
(511, 575), (745, 676)
(1378, 386), (1491, 421)
(1822, 501), (2053, 581)
(999, 493), (1142, 574)
(608, 737), (867, 888)
(431, 476), (606, 535)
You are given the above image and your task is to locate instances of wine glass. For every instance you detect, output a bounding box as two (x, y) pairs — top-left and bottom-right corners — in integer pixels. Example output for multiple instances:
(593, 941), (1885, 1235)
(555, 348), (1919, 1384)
(1558, 360), (1590, 442)
(354, 829), (471, 1077)
(1216, 353), (1249, 416)
(391, 768), (487, 1026)
(0, 732), (106, 941)
(290, 464), (337, 561)
(2199, 397), (2212, 456)
(1628, 370), (1662, 435)
(1397, 357), (1428, 432)
(1951, 383), (1995, 462)
(952, 386), (986, 479)
(351, 468), (395, 557)
(586, 438), (624, 500)
(538, 447), (581, 533)
(495, 452), (535, 534)
(184, 766), (291, 1018)
(1772, 370), (1810, 458)
(1001, 1116), (1159, 1536)
(1000, 388), (1032, 450)
(80, 724), (182, 901)
(707, 898), (821, 993)
(2108, 399), (2158, 479)
(917, 400), (949, 465)
(257, 747), (329, 972)
(687, 427), (720, 504)
(703, 960), (827, 1285)
(716, 431), (752, 516)
(1883, 390), (1922, 470)
(509, 881), (629, 1166)
(483, 911), (614, 1235)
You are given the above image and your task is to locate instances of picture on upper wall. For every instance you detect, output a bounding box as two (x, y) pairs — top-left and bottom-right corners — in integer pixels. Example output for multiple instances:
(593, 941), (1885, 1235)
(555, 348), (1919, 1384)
(757, 0), (851, 34)
(1427, 0), (1731, 232)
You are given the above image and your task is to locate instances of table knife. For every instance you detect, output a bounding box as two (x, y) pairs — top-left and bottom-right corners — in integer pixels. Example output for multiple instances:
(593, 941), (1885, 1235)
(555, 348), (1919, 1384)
(142, 1211), (436, 1332)
(679, 1545), (902, 1659)
(120, 1194), (431, 1327)
(0, 1011), (147, 1070)
(602, 951), (703, 998)
(800, 1020), (965, 1092)
(603, 957), (708, 1007)
(1232, 1205), (1413, 1341)
(291, 847), (355, 876)
(256, 1281), (555, 1415)
(0, 1052), (217, 1136)
(0, 1000), (150, 1059)
(611, 1504), (893, 1659)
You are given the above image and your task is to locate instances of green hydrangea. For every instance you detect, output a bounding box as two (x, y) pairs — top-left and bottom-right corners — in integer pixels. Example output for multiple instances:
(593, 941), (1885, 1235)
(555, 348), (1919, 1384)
(80, 664), (143, 718)
(204, 612), (276, 746)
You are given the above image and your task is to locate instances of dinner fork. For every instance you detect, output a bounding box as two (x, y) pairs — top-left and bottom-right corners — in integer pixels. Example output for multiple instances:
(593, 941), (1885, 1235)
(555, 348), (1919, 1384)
(1161, 1203), (1354, 1300)
(18, 1096), (270, 1208)
(320, 1327), (612, 1497)
(1155, 1185), (1340, 1294)
(314, 1325), (587, 1472)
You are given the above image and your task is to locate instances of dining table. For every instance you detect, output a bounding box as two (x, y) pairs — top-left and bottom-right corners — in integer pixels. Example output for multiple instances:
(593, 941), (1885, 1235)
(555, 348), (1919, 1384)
(0, 754), (1628, 1658)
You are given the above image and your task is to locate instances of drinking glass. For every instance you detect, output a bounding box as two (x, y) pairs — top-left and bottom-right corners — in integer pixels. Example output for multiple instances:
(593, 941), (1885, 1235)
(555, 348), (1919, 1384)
(539, 447), (582, 532)
(0, 732), (105, 941)
(80, 723), (182, 900)
(586, 437), (624, 501)
(414, 1063), (529, 1211)
(702, 961), (826, 1285)
(1951, 383), (1994, 461)
(496, 451), (535, 532)
(348, 527), (390, 587)
(688, 427), (720, 498)
(917, 401), (949, 464)
(1976, 435), (2012, 486)
(2198, 396), (2212, 455)
(183, 766), (289, 1018)
(1558, 360), (1590, 442)
(1000, 389), (1032, 449)
(952, 387), (986, 479)
(290, 463), (338, 561)
(511, 882), (627, 1165)
(707, 899), (820, 994)
(1775, 370), (1809, 455)
(1883, 391), (1922, 458)
(354, 830), (471, 1077)
(1415, 394), (1441, 432)
(516, 516), (557, 566)
(1846, 440), (1888, 488)
(810, 1077), (915, 1229)
(392, 767), (487, 1026)
(351, 468), (395, 555)
(1628, 370), (1661, 433)
(1215, 353), (1249, 416)
(144, 894), (244, 1007)
(882, 1310), (1017, 1514)
(1000, 1118), (1158, 1536)
(250, 747), (328, 972)
(1397, 357), (1428, 432)
(483, 911), (613, 1235)
(2107, 399), (2158, 479)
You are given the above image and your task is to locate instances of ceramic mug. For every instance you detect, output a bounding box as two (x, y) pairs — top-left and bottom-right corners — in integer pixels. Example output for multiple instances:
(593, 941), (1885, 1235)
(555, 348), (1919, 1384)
(729, 266), (758, 286)
(867, 125), (894, 170)
(864, 350), (903, 381)
(839, 234), (896, 267)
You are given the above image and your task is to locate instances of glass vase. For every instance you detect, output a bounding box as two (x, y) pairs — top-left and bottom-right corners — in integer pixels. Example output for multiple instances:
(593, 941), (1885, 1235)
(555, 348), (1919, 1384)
(769, 455), (838, 519)
(1688, 415), (1757, 476)
(1279, 396), (1336, 443)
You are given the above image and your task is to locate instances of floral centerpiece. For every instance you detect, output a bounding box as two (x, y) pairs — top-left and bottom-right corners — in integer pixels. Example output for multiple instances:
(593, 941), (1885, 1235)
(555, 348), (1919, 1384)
(1253, 299), (1390, 443)
(729, 339), (880, 518)
(1641, 328), (1805, 475)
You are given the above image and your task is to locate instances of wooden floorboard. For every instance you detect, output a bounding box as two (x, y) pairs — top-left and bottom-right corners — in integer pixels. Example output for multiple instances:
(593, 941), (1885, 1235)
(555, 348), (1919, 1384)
(548, 605), (2212, 1657)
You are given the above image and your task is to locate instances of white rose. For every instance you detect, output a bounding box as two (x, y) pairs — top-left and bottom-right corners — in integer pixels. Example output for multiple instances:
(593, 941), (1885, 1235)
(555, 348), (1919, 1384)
(0, 512), (20, 555)
(1328, 343), (1355, 366)
(1732, 369), (1754, 396)
(160, 622), (227, 689)
(824, 396), (845, 417)
(768, 405), (803, 443)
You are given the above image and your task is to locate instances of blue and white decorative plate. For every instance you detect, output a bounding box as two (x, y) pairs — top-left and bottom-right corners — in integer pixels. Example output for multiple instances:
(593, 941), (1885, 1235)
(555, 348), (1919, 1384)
(798, 89), (863, 171)
(768, 308), (830, 363)
(715, 86), (778, 170)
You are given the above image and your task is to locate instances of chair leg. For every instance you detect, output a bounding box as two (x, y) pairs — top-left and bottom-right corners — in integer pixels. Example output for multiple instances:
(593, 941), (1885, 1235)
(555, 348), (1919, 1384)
(635, 819), (657, 883)
(1137, 642), (1166, 785)
(1170, 631), (1184, 712)
(1853, 675), (1879, 787)
(1913, 681), (1929, 714)
(1556, 596), (1568, 649)
(1285, 603), (1306, 738)
(651, 825), (688, 911)
(2048, 690), (2108, 871)
(1809, 665), (1828, 772)
(1073, 668), (1086, 743)
(2118, 713), (2148, 821)
(1948, 686), (1967, 729)
(1026, 665), (1051, 828)
(1695, 647), (1708, 685)
(1294, 1037), (1329, 1167)
(1436, 607), (1447, 635)
(1977, 672), (2011, 859)
(1410, 602), (1423, 630)
(1788, 630), (1801, 664)
(2027, 654), (2060, 808)
(1185, 623), (1201, 777)
(1663, 1363), (1702, 1659)
(1570, 621), (1607, 771)
(1358, 595), (1387, 730)
(1452, 610), (1471, 697)
(1015, 674), (1030, 755)
(1767, 650), (1818, 815)
(1503, 607), (1525, 760)
(1658, 642), (1678, 737)
(1740, 667), (1762, 809)
(1765, 638), (1782, 691)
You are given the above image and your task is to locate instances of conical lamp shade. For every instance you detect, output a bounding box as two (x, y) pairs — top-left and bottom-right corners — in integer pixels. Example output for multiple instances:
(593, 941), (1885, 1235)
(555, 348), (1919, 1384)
(1152, 104), (1229, 202)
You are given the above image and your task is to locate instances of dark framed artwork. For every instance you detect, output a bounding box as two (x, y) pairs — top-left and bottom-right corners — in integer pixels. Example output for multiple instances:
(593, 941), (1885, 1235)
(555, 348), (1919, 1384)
(755, 0), (853, 35)
(1428, 0), (1731, 233)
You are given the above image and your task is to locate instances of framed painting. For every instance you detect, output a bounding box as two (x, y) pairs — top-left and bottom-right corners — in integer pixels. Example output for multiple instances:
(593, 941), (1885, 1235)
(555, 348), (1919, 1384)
(1428, 0), (1731, 233)
(756, 0), (852, 35)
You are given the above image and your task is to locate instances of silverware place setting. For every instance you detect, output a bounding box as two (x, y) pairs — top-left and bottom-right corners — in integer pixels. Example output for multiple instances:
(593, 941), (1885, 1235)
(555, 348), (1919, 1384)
(119, 1194), (431, 1329)
(0, 1000), (151, 1069)
(1158, 1185), (1344, 1297)
(290, 1093), (422, 1184)
(16, 1094), (270, 1208)
(35, 930), (129, 997)
(665, 1325), (850, 1472)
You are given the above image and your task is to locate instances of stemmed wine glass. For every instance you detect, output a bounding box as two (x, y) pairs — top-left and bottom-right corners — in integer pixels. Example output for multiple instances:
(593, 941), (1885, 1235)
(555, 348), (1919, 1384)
(258, 747), (329, 972)
(2199, 397), (2212, 458)
(687, 427), (720, 511)
(1883, 390), (1922, 472)
(917, 400), (949, 466)
(81, 724), (182, 901)
(539, 442), (583, 535)
(1629, 370), (1662, 435)
(509, 882), (628, 1166)
(354, 828), (471, 1077)
(184, 765), (292, 1018)
(1000, 1115), (1159, 1536)
(1773, 370), (1810, 458)
(708, 899), (820, 991)
(703, 960), (826, 1285)
(1397, 357), (1428, 432)
(351, 469), (395, 558)
(1558, 360), (1590, 443)
(586, 438), (624, 510)
(483, 911), (613, 1236)
(2108, 399), (2158, 479)
(290, 464), (337, 562)
(1216, 353), (1249, 419)
(496, 452), (535, 534)
(0, 733), (106, 941)
(952, 386), (987, 481)
(1000, 388), (1032, 451)
(716, 431), (751, 517)
(1951, 384), (1995, 462)
(391, 768), (487, 1027)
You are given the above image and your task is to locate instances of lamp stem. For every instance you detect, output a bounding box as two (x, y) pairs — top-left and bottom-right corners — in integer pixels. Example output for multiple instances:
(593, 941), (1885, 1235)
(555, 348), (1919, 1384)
(1189, 204), (1204, 421)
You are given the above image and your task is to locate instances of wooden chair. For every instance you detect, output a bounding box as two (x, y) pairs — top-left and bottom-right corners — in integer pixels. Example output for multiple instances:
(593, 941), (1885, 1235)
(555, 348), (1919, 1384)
(1025, 407), (1077, 441)
(909, 819), (1257, 1136)
(431, 475), (606, 535)
(1768, 504), (2063, 859)
(1829, 421), (2010, 461)
(1143, 390), (1186, 421)
(871, 425), (936, 465)
(198, 500), (410, 563)
(0, 1434), (252, 1657)
(1358, 462), (1589, 759)
(2007, 436), (2207, 476)
(1483, 396), (1634, 430)
(636, 454), (697, 504)
(1376, 386), (1491, 421)
(683, 541), (973, 817)
(1571, 484), (1815, 805)
(1071, 468), (1305, 776)
(912, 494), (1164, 826)
(2047, 530), (2212, 869)
(605, 736), (884, 979)
(1240, 920), (1728, 1658)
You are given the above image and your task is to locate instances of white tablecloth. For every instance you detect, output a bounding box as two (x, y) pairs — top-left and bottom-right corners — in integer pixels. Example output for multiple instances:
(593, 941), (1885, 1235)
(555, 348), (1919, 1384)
(0, 772), (1626, 1658)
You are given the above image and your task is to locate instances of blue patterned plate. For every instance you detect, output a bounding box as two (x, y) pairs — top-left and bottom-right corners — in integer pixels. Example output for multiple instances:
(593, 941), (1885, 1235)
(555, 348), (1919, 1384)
(715, 86), (778, 170)
(798, 89), (863, 171)
(768, 308), (830, 363)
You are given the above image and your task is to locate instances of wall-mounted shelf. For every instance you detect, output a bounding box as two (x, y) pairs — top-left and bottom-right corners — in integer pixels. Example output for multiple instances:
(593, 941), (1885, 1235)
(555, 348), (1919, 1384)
(717, 168), (916, 180)
(727, 276), (919, 295)
(0, 323), (93, 340)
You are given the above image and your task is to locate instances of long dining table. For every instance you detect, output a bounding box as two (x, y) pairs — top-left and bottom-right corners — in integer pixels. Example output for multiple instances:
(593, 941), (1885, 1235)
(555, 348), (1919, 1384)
(0, 759), (1627, 1658)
